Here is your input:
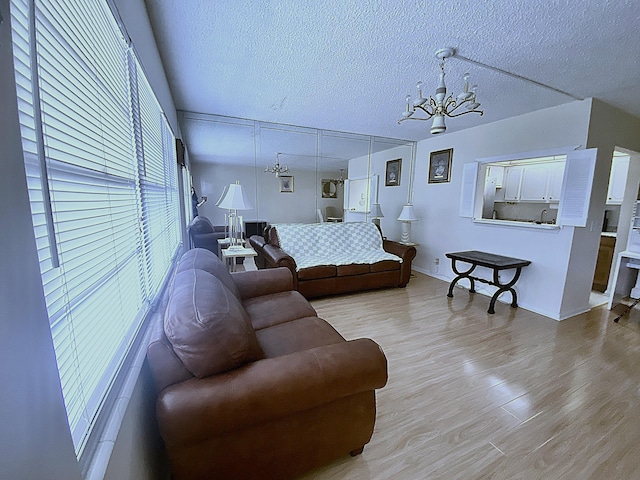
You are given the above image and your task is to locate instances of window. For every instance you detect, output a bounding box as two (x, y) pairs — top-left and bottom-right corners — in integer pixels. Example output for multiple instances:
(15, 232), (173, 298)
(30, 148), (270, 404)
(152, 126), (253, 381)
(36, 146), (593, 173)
(459, 148), (597, 228)
(10, 0), (180, 456)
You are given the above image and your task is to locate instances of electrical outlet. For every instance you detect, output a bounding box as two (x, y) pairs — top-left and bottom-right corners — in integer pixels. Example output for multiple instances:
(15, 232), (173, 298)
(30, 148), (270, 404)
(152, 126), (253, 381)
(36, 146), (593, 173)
(434, 257), (440, 265)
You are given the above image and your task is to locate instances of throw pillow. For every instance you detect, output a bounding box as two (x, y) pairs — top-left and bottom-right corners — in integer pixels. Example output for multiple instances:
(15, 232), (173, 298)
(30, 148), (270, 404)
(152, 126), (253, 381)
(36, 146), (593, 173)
(164, 269), (263, 378)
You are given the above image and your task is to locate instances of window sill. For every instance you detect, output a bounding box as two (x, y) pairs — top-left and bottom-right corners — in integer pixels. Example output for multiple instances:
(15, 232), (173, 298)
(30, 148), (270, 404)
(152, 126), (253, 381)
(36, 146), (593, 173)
(473, 218), (561, 230)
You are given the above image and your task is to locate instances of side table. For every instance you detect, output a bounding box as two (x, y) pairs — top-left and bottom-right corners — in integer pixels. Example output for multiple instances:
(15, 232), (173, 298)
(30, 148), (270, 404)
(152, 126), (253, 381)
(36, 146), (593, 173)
(217, 237), (246, 258)
(222, 247), (257, 272)
(445, 250), (531, 314)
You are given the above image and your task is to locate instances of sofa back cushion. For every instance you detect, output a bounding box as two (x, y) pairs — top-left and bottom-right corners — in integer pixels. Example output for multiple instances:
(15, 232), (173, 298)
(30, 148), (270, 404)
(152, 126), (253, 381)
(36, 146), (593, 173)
(177, 248), (241, 298)
(164, 269), (263, 378)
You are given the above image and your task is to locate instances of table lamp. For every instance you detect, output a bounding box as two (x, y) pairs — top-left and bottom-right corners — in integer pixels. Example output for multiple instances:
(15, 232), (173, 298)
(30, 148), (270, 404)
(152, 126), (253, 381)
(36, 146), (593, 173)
(397, 204), (417, 244)
(217, 181), (253, 250)
(370, 203), (384, 227)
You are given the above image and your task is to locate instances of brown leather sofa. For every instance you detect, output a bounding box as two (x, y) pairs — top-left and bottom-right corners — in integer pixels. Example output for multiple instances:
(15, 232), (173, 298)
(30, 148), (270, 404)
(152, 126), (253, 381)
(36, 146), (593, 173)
(250, 223), (416, 299)
(147, 248), (388, 479)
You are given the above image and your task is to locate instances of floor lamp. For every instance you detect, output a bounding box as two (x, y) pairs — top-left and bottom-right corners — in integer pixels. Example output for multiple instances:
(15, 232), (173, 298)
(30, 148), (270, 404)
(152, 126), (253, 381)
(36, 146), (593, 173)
(397, 204), (417, 244)
(217, 181), (253, 250)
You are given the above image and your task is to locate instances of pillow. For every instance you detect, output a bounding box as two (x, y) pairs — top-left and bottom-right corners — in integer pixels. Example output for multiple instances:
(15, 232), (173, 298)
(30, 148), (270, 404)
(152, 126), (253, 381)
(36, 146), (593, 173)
(164, 269), (263, 378)
(177, 248), (241, 298)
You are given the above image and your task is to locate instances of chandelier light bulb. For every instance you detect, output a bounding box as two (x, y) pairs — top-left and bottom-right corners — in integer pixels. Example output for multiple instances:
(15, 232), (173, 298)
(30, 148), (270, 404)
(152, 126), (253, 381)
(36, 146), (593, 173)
(413, 81), (427, 107)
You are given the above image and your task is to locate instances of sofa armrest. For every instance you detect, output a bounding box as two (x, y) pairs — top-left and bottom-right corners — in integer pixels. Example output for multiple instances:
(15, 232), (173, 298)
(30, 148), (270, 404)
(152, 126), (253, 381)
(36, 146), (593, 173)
(157, 338), (387, 446)
(232, 267), (294, 300)
(383, 240), (417, 287)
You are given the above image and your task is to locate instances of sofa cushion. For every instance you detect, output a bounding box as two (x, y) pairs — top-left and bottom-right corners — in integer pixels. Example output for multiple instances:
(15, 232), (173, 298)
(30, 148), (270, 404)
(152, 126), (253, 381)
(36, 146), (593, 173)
(370, 260), (400, 273)
(177, 248), (240, 299)
(297, 264), (336, 281)
(243, 290), (317, 330)
(336, 263), (370, 276)
(255, 316), (345, 358)
(164, 269), (263, 378)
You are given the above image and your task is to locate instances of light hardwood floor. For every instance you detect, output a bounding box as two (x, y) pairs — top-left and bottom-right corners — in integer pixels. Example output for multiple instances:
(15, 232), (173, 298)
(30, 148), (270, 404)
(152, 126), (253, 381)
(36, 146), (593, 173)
(297, 272), (640, 480)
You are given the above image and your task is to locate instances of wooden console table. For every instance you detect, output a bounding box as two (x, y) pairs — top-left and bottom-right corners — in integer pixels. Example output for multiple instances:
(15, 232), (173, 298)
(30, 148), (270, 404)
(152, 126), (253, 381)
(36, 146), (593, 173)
(445, 250), (531, 314)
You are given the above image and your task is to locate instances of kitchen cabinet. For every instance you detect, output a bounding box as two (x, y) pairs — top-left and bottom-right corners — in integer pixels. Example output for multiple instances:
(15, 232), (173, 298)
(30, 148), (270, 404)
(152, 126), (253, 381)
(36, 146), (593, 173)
(520, 164), (550, 200)
(486, 165), (504, 188)
(503, 166), (523, 200)
(547, 161), (565, 201)
(592, 234), (616, 292)
(503, 161), (565, 202)
(607, 155), (630, 204)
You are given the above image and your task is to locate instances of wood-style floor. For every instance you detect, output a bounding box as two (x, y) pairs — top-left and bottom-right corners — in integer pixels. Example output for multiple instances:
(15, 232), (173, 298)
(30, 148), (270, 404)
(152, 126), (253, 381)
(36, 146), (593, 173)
(296, 272), (640, 480)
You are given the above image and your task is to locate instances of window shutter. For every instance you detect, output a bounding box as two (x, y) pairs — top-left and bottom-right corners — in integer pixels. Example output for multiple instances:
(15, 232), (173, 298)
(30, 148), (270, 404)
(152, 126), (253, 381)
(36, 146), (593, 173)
(557, 148), (598, 227)
(459, 162), (479, 218)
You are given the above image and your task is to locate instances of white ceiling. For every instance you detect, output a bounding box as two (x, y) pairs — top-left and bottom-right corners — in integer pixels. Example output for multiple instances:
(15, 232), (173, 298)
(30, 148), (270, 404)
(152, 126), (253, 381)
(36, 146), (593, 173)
(144, 0), (640, 161)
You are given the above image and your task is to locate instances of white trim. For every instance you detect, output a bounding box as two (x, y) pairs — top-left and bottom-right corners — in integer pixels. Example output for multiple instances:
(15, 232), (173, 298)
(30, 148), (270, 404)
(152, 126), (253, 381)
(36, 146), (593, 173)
(475, 145), (581, 164)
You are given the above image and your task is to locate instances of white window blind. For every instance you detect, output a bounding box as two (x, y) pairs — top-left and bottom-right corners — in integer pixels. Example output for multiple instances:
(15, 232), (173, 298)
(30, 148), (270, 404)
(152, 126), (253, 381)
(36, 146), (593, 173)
(10, 0), (180, 456)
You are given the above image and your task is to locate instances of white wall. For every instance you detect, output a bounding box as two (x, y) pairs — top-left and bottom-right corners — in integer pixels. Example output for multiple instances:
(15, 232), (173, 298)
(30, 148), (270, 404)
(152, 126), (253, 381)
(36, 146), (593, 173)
(411, 100), (593, 320)
(581, 99), (640, 312)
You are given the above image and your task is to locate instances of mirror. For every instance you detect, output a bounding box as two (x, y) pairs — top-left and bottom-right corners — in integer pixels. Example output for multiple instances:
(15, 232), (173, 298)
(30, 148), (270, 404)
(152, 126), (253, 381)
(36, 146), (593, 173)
(181, 112), (415, 238)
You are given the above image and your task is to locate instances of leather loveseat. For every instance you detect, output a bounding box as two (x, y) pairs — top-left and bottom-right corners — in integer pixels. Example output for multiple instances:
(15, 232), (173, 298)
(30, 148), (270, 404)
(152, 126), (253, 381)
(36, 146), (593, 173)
(147, 248), (388, 479)
(250, 222), (416, 299)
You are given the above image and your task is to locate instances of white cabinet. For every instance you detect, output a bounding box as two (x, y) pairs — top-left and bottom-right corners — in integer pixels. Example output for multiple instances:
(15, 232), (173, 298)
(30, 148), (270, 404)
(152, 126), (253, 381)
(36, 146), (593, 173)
(607, 155), (630, 204)
(547, 161), (565, 201)
(503, 161), (565, 202)
(520, 164), (549, 200)
(486, 165), (504, 188)
(503, 166), (523, 201)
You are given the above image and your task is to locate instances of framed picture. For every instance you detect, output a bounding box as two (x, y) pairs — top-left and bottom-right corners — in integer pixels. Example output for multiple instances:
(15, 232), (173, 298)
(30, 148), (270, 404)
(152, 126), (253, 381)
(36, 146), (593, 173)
(321, 179), (338, 198)
(279, 175), (294, 193)
(385, 158), (401, 186)
(428, 148), (453, 183)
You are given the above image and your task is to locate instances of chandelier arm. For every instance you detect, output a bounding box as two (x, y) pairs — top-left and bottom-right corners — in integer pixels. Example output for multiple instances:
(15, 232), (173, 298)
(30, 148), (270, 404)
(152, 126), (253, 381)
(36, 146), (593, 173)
(446, 109), (484, 118)
(414, 104), (436, 117)
(398, 117), (433, 123)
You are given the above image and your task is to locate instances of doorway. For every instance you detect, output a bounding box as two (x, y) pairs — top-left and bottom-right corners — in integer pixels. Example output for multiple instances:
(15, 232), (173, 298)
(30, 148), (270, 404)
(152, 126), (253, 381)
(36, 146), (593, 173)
(590, 148), (640, 308)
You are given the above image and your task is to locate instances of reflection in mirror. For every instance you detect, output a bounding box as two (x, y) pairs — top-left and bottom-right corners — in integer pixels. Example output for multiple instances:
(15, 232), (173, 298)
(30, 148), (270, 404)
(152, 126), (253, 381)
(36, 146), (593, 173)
(179, 112), (415, 239)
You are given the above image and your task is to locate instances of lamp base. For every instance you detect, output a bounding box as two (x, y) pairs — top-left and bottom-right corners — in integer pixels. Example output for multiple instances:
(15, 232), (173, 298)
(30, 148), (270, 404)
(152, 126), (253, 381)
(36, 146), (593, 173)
(400, 222), (412, 244)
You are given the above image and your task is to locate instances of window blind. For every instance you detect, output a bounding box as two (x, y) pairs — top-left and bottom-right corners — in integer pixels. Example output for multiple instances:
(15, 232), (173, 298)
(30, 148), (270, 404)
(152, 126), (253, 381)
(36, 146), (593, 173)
(10, 0), (180, 455)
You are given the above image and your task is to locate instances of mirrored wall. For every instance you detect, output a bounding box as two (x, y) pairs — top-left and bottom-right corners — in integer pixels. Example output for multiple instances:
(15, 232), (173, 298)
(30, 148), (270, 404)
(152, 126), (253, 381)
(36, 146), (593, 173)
(181, 112), (416, 241)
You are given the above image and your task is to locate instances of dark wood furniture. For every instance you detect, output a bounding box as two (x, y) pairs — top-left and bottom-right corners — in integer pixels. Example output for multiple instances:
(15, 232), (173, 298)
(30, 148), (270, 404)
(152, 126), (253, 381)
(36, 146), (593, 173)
(592, 234), (616, 292)
(446, 250), (531, 314)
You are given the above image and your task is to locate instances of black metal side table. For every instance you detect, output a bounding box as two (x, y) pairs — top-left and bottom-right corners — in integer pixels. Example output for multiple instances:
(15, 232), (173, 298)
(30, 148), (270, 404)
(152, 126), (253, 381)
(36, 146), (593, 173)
(445, 250), (531, 314)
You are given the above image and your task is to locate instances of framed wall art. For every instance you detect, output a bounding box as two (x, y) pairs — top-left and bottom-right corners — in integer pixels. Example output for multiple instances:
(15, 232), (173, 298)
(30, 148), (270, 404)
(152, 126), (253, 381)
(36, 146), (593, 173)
(428, 148), (453, 183)
(321, 179), (338, 198)
(385, 158), (401, 186)
(279, 176), (294, 193)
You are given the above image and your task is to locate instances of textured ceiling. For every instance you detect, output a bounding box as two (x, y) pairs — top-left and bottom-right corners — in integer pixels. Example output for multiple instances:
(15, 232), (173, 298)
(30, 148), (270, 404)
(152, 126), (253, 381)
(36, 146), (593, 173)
(145, 0), (640, 161)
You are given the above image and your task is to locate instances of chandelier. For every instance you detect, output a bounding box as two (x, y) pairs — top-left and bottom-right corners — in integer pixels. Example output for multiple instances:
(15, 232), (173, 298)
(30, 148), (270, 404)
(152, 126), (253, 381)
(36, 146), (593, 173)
(264, 153), (289, 177)
(399, 47), (483, 135)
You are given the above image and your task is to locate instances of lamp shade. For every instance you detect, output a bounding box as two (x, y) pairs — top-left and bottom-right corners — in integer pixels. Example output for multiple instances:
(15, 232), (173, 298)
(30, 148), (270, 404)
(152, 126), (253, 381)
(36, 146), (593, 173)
(370, 203), (384, 218)
(397, 204), (417, 222)
(217, 181), (253, 210)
